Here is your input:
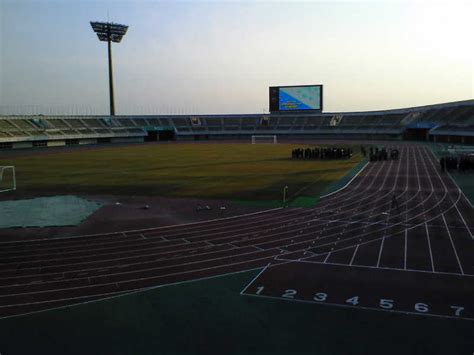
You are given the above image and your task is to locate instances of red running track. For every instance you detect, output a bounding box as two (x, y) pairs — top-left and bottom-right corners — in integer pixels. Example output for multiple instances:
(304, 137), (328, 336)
(0, 145), (473, 319)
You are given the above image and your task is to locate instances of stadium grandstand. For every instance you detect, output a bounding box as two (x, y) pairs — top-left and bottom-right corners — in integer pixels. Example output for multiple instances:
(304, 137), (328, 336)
(1, 99), (473, 149)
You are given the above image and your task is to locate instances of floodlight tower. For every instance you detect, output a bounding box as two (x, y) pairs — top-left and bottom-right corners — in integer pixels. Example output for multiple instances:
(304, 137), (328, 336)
(90, 21), (128, 116)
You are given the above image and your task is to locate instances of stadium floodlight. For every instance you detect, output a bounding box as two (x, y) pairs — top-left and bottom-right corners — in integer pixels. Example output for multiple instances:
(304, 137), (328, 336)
(90, 21), (129, 116)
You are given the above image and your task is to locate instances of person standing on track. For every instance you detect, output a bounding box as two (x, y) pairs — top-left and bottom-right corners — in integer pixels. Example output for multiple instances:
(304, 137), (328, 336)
(391, 193), (400, 213)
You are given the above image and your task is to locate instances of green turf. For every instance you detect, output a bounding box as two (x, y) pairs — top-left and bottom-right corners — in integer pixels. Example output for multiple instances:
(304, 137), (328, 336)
(1, 269), (472, 355)
(2, 144), (363, 205)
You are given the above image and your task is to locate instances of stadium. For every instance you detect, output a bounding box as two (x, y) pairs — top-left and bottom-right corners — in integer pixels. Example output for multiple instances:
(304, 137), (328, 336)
(1, 98), (473, 148)
(1, 1), (473, 355)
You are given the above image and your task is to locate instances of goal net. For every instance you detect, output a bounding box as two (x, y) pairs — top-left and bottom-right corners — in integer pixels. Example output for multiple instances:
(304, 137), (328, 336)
(251, 135), (277, 144)
(0, 166), (16, 193)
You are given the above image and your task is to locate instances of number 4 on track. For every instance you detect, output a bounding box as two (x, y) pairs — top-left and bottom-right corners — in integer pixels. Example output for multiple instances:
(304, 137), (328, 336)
(345, 296), (359, 306)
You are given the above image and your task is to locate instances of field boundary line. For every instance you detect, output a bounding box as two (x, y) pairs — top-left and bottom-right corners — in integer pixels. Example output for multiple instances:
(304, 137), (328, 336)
(0, 266), (265, 320)
(241, 292), (474, 322)
(320, 160), (369, 199)
(0, 207), (284, 244)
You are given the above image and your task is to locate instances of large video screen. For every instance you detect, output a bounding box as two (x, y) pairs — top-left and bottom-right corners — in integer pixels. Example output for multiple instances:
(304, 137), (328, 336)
(269, 85), (323, 112)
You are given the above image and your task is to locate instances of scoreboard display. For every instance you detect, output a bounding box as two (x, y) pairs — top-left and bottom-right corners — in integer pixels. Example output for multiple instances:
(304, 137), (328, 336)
(269, 85), (323, 113)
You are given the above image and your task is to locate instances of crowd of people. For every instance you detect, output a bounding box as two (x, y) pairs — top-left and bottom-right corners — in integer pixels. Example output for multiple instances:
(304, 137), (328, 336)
(291, 146), (353, 160)
(440, 154), (474, 172)
(361, 146), (399, 162)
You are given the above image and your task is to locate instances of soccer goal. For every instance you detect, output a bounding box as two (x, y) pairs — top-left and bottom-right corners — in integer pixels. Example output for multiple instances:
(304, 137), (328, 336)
(0, 166), (16, 193)
(251, 135), (277, 144)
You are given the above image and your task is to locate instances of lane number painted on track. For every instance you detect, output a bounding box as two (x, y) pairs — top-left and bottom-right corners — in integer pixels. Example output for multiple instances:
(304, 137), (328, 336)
(282, 289), (297, 298)
(345, 296), (359, 306)
(250, 286), (471, 319)
(414, 303), (429, 313)
(450, 305), (464, 316)
(379, 299), (394, 309)
(313, 292), (328, 302)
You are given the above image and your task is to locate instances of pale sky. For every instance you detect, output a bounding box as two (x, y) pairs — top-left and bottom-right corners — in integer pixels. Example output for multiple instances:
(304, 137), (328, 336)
(0, 0), (472, 115)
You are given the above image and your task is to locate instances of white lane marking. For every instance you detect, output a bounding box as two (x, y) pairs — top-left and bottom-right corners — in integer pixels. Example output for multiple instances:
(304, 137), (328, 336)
(424, 223), (435, 272)
(0, 266), (265, 320)
(441, 214), (464, 275)
(349, 244), (359, 266)
(0, 254), (277, 302)
(242, 292), (474, 322)
(404, 228), (407, 270)
(0, 207), (285, 244)
(320, 160), (369, 198)
(323, 252), (331, 263)
(376, 237), (385, 267)
(454, 204), (474, 240)
(240, 262), (271, 295)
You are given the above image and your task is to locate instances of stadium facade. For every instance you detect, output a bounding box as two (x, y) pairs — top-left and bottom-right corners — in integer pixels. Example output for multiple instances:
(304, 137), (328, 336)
(0, 99), (473, 149)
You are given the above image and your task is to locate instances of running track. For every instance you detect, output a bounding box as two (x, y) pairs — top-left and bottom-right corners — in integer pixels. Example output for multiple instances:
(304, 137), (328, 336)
(0, 145), (473, 319)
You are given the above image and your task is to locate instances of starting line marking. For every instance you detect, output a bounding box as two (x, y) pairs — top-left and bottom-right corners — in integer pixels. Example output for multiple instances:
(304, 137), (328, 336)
(240, 261), (474, 321)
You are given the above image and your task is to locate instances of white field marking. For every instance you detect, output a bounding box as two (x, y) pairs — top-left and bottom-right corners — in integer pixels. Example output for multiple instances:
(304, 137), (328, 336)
(320, 160), (370, 199)
(0, 209), (306, 258)
(419, 147), (437, 274)
(0, 206), (285, 244)
(275, 149), (422, 251)
(323, 252), (331, 263)
(328, 155), (390, 253)
(441, 214), (464, 275)
(312, 156), (381, 205)
(0, 265), (265, 321)
(0, 245), (274, 288)
(451, 175), (474, 208)
(0, 174), (421, 264)
(349, 245), (359, 266)
(0, 157), (392, 256)
(424, 223), (435, 273)
(0, 242), (243, 279)
(454, 205), (474, 240)
(424, 147), (473, 240)
(283, 190), (466, 273)
(241, 292), (474, 322)
(2, 183), (463, 286)
(376, 237), (385, 268)
(0, 178), (460, 284)
(424, 148), (471, 241)
(0, 148), (460, 290)
(0, 252), (278, 301)
(287, 171), (330, 201)
(0, 150), (382, 250)
(23, 147), (369, 254)
(437, 148), (474, 209)
(280, 259), (473, 278)
(0, 207), (325, 256)
(239, 262), (271, 295)
(404, 228), (408, 270)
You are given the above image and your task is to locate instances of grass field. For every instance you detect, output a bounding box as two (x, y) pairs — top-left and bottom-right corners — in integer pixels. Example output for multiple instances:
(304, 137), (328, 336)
(2, 143), (363, 204)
